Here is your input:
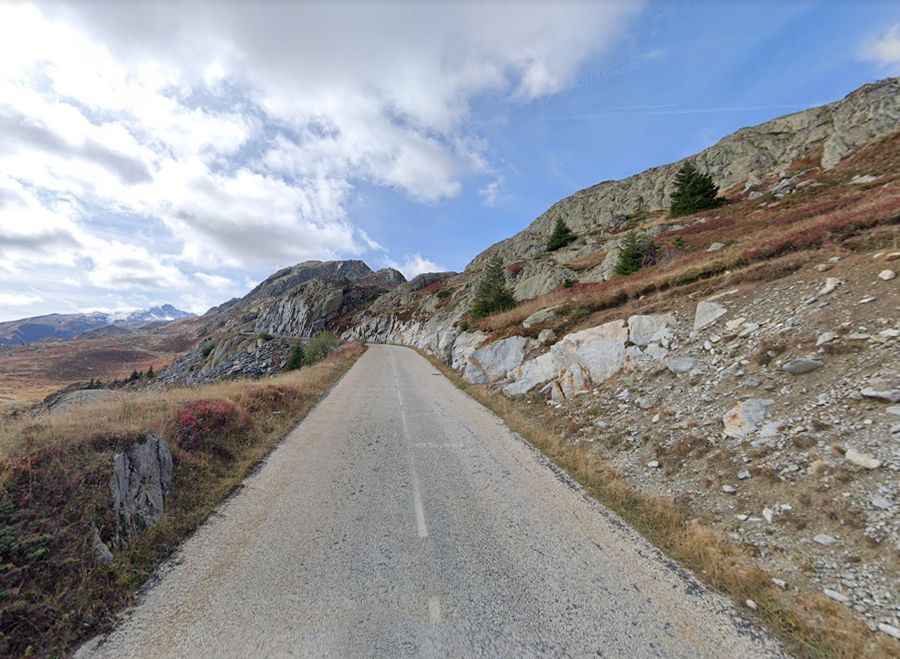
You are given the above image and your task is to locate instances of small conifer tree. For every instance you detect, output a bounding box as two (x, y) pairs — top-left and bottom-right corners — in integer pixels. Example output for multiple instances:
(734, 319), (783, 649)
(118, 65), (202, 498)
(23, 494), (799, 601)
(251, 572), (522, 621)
(614, 231), (657, 276)
(669, 162), (722, 217)
(471, 255), (516, 318)
(547, 217), (576, 251)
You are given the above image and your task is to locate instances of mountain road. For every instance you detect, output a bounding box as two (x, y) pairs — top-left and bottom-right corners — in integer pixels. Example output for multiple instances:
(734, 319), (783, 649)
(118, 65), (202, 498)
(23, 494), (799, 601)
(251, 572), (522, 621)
(78, 344), (784, 658)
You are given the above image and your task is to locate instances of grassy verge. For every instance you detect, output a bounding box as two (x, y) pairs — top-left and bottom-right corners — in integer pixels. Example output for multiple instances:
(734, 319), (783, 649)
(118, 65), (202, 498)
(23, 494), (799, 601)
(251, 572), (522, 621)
(420, 350), (899, 659)
(0, 342), (365, 657)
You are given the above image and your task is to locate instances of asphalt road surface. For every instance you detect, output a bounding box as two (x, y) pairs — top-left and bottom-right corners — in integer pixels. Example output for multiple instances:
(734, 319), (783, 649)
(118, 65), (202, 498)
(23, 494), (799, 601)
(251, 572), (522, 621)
(79, 344), (785, 658)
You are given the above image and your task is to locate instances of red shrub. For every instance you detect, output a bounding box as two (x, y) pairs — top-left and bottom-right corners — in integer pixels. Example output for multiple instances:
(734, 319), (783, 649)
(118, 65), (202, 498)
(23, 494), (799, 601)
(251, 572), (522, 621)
(172, 399), (250, 454)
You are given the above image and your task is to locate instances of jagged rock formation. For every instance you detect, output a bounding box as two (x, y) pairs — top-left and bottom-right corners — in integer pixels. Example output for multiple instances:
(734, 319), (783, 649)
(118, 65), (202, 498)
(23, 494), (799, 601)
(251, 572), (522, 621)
(172, 78), (900, 392)
(162, 261), (407, 383)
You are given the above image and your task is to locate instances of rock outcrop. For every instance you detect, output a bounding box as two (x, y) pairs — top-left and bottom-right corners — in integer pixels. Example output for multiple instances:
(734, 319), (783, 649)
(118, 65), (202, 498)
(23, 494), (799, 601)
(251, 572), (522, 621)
(111, 434), (174, 544)
(163, 260), (408, 384)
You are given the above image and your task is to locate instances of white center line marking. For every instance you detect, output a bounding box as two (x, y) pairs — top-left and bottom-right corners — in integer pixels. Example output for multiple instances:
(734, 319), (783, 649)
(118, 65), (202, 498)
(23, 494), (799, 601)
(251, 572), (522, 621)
(392, 357), (429, 539)
(428, 596), (442, 624)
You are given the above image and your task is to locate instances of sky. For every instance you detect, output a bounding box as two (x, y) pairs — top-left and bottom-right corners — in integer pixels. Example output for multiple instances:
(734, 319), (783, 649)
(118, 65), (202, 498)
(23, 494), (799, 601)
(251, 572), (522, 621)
(1, 1), (900, 322)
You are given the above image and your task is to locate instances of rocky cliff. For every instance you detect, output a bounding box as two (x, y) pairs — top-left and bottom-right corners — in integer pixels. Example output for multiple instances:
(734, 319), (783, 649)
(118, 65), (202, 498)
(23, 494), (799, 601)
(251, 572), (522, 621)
(162, 260), (406, 383)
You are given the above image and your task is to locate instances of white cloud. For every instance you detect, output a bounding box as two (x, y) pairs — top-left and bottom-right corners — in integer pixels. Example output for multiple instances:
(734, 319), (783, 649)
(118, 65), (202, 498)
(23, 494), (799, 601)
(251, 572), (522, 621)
(862, 24), (900, 67)
(393, 254), (446, 280)
(0, 293), (43, 306)
(0, 1), (640, 316)
(194, 272), (233, 289)
(479, 177), (504, 207)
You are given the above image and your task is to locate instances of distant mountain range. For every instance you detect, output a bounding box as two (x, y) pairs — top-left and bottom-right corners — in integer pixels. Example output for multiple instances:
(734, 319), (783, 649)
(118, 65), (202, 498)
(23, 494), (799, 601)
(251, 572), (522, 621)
(0, 304), (194, 347)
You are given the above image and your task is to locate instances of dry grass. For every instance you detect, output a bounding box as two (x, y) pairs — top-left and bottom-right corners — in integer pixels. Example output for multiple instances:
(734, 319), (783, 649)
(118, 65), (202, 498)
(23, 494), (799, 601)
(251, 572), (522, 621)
(476, 137), (900, 334)
(421, 351), (899, 658)
(0, 323), (197, 410)
(0, 342), (365, 657)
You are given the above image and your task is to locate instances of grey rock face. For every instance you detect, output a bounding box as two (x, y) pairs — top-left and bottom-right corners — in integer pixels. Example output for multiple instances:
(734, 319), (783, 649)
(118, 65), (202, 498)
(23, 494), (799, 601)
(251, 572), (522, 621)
(666, 357), (698, 375)
(46, 389), (120, 414)
(91, 524), (114, 565)
(861, 386), (900, 403)
(844, 448), (881, 470)
(463, 336), (529, 384)
(537, 328), (557, 345)
(627, 313), (674, 347)
(111, 434), (174, 543)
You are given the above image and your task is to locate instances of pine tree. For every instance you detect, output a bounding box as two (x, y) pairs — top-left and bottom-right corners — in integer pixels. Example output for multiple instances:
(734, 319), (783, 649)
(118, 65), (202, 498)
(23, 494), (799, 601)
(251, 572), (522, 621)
(669, 162), (722, 217)
(471, 255), (516, 318)
(614, 231), (657, 276)
(546, 217), (576, 251)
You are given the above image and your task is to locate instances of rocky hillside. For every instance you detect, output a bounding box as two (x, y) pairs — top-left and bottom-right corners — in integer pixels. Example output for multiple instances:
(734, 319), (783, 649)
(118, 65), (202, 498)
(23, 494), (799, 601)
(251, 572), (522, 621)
(461, 77), (900, 301)
(162, 260), (406, 383)
(338, 77), (900, 644)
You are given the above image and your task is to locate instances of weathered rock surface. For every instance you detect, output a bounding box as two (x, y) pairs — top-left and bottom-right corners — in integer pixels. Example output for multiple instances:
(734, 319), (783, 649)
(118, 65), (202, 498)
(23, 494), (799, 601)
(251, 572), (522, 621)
(91, 524), (114, 565)
(723, 399), (774, 438)
(783, 358), (824, 375)
(845, 448), (882, 470)
(556, 320), (628, 383)
(463, 336), (530, 384)
(44, 389), (120, 414)
(522, 305), (562, 328)
(666, 356), (698, 375)
(693, 301), (727, 332)
(628, 314), (674, 347)
(111, 434), (174, 543)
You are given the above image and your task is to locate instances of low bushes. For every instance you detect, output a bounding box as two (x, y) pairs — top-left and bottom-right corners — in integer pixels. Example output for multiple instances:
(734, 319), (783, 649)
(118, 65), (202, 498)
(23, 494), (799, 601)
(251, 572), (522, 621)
(304, 331), (339, 364)
(171, 399), (250, 455)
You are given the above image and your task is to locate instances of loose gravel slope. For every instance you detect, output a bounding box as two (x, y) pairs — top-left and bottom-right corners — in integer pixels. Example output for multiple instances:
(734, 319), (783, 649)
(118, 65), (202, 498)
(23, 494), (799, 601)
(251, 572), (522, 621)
(78, 345), (784, 658)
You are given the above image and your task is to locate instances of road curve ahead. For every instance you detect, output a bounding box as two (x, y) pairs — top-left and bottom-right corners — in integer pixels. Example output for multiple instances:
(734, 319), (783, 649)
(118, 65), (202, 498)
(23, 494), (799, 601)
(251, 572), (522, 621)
(80, 345), (784, 658)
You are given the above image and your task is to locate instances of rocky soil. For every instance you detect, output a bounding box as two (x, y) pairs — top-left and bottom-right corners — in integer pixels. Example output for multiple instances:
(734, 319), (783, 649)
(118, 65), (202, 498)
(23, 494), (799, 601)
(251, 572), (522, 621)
(527, 249), (900, 637)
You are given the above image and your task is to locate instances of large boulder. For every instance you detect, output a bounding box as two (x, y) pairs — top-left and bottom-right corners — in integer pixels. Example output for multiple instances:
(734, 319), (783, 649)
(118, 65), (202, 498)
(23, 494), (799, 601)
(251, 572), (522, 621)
(111, 433), (174, 544)
(463, 336), (530, 384)
(554, 319), (628, 383)
(451, 331), (488, 371)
